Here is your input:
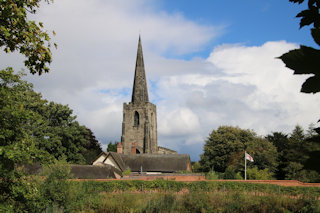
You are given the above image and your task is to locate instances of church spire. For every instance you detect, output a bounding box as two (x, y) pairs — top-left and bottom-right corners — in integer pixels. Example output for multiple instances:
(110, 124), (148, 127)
(131, 35), (149, 104)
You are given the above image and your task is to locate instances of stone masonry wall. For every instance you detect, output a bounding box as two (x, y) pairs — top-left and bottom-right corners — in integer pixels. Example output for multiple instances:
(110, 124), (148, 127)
(122, 102), (157, 154)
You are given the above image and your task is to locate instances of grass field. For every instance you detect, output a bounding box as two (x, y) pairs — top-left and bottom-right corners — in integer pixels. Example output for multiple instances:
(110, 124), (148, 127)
(74, 191), (320, 213)
(50, 179), (320, 212)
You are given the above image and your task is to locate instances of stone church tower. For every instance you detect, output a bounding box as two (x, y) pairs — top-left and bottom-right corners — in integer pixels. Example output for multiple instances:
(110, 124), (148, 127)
(121, 36), (158, 154)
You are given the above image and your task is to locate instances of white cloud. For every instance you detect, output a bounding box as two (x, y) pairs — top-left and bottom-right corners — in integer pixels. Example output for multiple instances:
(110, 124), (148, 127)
(158, 107), (201, 136)
(1, 1), (320, 161)
(0, 0), (219, 146)
(158, 41), (320, 148)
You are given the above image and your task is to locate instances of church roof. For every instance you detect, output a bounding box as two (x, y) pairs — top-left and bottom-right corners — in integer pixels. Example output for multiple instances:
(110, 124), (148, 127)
(131, 36), (149, 104)
(102, 152), (191, 173)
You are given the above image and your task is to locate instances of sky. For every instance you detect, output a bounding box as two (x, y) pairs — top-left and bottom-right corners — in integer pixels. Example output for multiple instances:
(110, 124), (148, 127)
(1, 0), (320, 161)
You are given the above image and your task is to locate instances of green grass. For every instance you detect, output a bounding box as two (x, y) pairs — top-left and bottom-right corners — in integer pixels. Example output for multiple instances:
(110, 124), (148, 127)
(5, 178), (319, 212)
(77, 179), (320, 198)
(65, 180), (320, 212)
(74, 191), (320, 213)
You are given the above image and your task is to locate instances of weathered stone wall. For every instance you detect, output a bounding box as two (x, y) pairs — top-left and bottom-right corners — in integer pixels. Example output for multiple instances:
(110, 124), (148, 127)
(122, 102), (157, 154)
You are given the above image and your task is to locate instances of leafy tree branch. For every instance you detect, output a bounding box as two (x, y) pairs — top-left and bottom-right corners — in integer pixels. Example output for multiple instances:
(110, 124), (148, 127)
(0, 0), (56, 75)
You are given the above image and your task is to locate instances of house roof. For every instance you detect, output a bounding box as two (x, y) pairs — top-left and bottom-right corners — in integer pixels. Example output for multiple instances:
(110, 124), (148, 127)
(92, 151), (108, 165)
(104, 152), (127, 171)
(70, 164), (121, 179)
(104, 152), (191, 173)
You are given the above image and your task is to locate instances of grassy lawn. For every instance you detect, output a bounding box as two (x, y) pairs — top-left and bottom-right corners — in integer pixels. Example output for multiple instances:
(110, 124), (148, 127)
(58, 180), (320, 212)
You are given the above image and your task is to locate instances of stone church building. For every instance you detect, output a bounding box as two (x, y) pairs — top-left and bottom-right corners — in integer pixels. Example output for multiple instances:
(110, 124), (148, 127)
(119, 36), (176, 155)
(91, 37), (192, 176)
(27, 37), (194, 179)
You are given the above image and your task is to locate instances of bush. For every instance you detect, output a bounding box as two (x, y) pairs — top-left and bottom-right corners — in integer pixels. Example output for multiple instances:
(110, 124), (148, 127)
(191, 162), (201, 173)
(246, 167), (274, 180)
(0, 175), (43, 213)
(222, 167), (243, 180)
(206, 169), (219, 180)
(122, 169), (131, 176)
(40, 160), (74, 211)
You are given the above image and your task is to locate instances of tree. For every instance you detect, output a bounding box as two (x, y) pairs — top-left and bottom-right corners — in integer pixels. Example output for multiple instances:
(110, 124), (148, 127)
(279, 0), (320, 131)
(266, 132), (290, 153)
(306, 123), (318, 138)
(82, 128), (102, 164)
(199, 126), (278, 175)
(107, 142), (117, 152)
(298, 125), (320, 181)
(0, 67), (52, 211)
(0, 68), (102, 164)
(0, 68), (103, 210)
(277, 126), (308, 180)
(41, 102), (90, 164)
(269, 125), (320, 182)
(266, 132), (290, 179)
(279, 0), (320, 94)
(245, 138), (278, 173)
(0, 0), (56, 75)
(305, 131), (320, 174)
(200, 126), (249, 172)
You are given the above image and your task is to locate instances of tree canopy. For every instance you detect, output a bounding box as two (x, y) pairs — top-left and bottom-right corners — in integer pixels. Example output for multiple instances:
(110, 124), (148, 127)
(0, 68), (103, 209)
(279, 0), (320, 131)
(279, 0), (320, 94)
(0, 68), (102, 193)
(200, 125), (320, 182)
(107, 142), (117, 152)
(199, 126), (278, 175)
(0, 0), (56, 74)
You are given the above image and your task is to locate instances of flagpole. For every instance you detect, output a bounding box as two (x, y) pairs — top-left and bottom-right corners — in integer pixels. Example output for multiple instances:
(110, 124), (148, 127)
(245, 151), (247, 180)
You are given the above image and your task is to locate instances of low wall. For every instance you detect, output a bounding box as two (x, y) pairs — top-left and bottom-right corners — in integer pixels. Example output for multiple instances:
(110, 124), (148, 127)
(70, 177), (320, 187)
(122, 174), (205, 181)
(208, 179), (320, 187)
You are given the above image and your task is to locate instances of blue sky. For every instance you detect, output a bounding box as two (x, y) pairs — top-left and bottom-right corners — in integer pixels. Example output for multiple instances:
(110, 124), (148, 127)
(160, 0), (314, 59)
(1, 0), (320, 161)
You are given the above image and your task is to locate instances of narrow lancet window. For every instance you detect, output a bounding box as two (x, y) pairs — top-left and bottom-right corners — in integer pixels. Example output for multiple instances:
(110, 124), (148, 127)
(134, 111), (140, 127)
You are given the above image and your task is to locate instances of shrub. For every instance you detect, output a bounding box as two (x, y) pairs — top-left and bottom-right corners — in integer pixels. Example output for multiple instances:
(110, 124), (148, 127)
(222, 167), (243, 179)
(40, 160), (74, 212)
(191, 162), (201, 172)
(122, 169), (131, 176)
(0, 175), (43, 213)
(206, 169), (219, 180)
(246, 167), (274, 180)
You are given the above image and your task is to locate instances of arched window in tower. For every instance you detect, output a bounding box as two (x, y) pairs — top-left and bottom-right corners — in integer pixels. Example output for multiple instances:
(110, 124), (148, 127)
(134, 111), (140, 127)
